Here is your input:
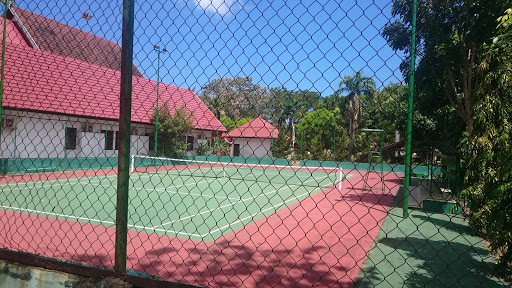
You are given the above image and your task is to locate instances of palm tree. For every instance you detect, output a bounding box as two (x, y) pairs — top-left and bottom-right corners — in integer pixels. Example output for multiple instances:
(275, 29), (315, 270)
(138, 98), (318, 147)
(338, 71), (375, 159)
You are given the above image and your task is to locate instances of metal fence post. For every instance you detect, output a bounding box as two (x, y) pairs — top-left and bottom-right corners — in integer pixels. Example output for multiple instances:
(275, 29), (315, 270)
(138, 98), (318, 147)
(115, 0), (135, 274)
(404, 0), (418, 218)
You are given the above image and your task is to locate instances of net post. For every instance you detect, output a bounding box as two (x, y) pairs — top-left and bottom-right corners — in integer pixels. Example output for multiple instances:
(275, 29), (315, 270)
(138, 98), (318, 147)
(338, 168), (343, 190)
(130, 154), (134, 174)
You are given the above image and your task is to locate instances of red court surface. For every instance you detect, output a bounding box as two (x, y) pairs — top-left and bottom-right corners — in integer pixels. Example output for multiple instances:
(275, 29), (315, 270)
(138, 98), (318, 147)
(0, 171), (401, 288)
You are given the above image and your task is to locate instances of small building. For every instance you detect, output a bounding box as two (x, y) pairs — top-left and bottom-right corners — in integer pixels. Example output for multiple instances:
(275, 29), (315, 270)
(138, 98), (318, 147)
(224, 117), (278, 158)
(0, 7), (226, 161)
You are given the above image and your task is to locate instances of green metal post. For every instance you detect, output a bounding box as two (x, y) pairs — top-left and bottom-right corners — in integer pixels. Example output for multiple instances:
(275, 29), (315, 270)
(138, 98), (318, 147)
(0, 1), (12, 150)
(115, 0), (135, 274)
(404, 0), (418, 218)
(13, 114), (16, 158)
(333, 126), (336, 161)
(153, 45), (166, 160)
(104, 126), (107, 157)
(64, 120), (68, 158)
(380, 130), (384, 174)
(153, 50), (160, 158)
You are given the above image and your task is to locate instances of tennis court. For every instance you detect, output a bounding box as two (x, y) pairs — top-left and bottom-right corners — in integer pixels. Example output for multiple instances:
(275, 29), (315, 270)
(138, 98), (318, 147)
(0, 156), (351, 243)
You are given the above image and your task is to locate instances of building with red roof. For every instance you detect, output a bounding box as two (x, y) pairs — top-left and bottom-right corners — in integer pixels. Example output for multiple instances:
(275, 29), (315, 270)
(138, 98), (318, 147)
(0, 7), (225, 160)
(224, 117), (278, 158)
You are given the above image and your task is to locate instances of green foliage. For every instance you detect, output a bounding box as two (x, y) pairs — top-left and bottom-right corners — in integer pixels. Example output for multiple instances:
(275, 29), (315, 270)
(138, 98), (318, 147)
(200, 76), (272, 120)
(295, 108), (348, 161)
(383, 0), (509, 140)
(460, 7), (512, 277)
(221, 115), (252, 132)
(151, 103), (194, 158)
(337, 71), (375, 159)
(268, 87), (322, 128)
(196, 142), (211, 156)
(271, 129), (292, 159)
(211, 137), (230, 156)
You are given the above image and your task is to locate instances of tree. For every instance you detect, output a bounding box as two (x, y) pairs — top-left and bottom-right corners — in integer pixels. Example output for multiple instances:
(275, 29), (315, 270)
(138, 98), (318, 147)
(338, 71), (375, 159)
(295, 108), (348, 161)
(267, 87), (322, 158)
(200, 77), (272, 121)
(383, 0), (510, 138)
(270, 129), (292, 159)
(220, 115), (252, 132)
(150, 103), (194, 158)
(268, 87), (322, 128)
(461, 7), (512, 277)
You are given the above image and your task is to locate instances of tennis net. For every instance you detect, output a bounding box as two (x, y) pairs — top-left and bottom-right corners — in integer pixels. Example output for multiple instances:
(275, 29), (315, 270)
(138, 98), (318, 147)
(130, 155), (343, 189)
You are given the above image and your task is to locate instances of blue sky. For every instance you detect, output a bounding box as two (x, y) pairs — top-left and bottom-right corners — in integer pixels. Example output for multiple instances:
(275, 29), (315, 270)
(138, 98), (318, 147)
(16, 0), (404, 96)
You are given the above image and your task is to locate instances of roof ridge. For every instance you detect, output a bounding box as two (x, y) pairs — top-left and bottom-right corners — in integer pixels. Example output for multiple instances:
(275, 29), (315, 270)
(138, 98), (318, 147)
(10, 7), (143, 77)
(11, 7), (117, 48)
(9, 7), (39, 49)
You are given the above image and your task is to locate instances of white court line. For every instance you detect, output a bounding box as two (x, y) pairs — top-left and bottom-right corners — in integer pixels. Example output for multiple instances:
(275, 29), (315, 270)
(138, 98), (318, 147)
(0, 204), (204, 238)
(204, 186), (324, 237)
(1, 169), (348, 239)
(130, 185), (240, 201)
(0, 175), (352, 240)
(153, 173), (331, 229)
(131, 176), (242, 200)
(0, 175), (116, 191)
(0, 205), (115, 225)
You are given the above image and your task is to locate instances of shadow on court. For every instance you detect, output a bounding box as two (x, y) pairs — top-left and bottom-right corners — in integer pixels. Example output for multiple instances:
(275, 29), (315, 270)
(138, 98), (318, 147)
(356, 188), (508, 288)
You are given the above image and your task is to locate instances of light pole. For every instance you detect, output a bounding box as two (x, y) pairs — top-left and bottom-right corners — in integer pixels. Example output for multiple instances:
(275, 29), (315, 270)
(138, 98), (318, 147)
(153, 45), (167, 159)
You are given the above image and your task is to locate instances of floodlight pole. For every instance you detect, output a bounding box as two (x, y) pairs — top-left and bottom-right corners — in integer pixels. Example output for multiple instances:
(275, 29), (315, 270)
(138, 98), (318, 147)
(153, 45), (167, 159)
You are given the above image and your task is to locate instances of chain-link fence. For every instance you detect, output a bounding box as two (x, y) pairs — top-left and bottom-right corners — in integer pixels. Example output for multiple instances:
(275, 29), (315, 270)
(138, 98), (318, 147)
(0, 0), (510, 287)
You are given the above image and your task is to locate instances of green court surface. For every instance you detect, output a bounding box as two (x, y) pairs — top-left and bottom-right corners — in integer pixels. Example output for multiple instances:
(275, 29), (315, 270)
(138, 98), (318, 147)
(0, 165), (351, 243)
(357, 205), (507, 288)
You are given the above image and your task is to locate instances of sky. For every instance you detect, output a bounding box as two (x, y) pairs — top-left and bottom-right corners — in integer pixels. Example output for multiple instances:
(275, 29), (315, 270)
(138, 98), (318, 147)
(15, 0), (405, 96)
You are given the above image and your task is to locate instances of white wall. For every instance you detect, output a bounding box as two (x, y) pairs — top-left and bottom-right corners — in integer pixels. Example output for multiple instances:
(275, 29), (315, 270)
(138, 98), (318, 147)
(231, 138), (273, 158)
(130, 134), (149, 156)
(0, 110), (208, 159)
(0, 110), (152, 159)
(183, 130), (212, 157)
(1, 112), (65, 158)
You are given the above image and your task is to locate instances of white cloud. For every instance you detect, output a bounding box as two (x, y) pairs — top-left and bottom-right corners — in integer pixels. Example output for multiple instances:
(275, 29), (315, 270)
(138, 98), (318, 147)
(193, 0), (240, 15)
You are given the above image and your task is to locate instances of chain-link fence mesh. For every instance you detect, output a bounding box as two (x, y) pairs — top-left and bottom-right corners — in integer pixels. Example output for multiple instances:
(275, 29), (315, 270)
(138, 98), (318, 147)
(0, 0), (510, 287)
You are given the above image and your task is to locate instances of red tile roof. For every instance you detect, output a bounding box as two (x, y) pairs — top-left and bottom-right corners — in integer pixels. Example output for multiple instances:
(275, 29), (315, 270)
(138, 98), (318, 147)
(3, 44), (226, 132)
(0, 17), (29, 47)
(224, 117), (278, 139)
(8, 7), (143, 77)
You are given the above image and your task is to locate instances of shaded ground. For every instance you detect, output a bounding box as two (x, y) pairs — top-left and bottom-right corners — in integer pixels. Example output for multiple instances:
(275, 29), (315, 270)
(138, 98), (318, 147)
(357, 187), (507, 288)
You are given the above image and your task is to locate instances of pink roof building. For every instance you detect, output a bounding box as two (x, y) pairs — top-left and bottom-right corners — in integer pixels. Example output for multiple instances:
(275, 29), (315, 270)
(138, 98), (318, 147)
(224, 117), (278, 139)
(0, 7), (225, 131)
(224, 117), (278, 158)
(0, 7), (225, 159)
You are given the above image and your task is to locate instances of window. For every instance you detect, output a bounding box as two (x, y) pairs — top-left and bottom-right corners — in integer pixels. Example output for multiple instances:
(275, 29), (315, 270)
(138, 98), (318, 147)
(186, 136), (194, 151)
(101, 130), (114, 150)
(66, 127), (77, 150)
(148, 133), (154, 151)
(233, 144), (240, 156)
(115, 131), (120, 150)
